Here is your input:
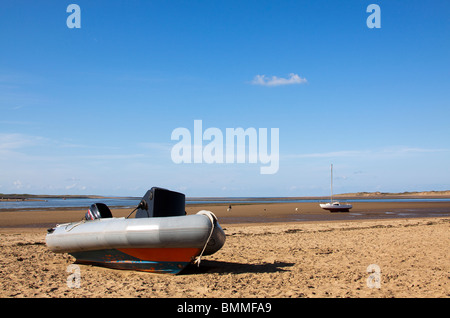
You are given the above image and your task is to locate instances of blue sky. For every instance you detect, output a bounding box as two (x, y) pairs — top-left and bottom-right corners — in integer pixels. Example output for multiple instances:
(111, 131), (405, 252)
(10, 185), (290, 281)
(0, 0), (449, 197)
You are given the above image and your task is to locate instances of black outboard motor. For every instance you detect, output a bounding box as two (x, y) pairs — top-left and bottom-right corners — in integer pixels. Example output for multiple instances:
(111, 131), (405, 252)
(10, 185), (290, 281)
(85, 203), (113, 220)
(135, 187), (185, 218)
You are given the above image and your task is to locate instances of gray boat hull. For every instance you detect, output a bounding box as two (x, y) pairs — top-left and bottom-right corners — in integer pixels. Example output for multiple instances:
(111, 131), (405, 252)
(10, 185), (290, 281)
(46, 211), (225, 274)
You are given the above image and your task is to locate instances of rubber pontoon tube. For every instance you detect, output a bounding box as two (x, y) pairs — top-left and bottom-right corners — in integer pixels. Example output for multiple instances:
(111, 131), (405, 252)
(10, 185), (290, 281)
(194, 210), (216, 266)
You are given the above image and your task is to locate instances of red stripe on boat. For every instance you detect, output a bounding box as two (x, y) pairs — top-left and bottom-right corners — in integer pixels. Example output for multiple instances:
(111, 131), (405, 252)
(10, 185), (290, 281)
(117, 247), (202, 262)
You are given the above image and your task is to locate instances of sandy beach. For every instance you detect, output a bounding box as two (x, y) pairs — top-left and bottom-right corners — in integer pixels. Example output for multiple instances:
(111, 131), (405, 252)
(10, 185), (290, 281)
(0, 201), (449, 298)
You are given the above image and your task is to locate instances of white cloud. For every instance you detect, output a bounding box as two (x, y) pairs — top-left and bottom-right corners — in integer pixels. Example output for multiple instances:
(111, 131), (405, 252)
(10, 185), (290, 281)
(0, 133), (47, 161)
(65, 183), (77, 190)
(65, 183), (87, 191)
(76, 154), (145, 160)
(0, 133), (45, 150)
(293, 150), (366, 158)
(287, 147), (449, 159)
(13, 180), (23, 189)
(251, 73), (307, 86)
(138, 142), (173, 152)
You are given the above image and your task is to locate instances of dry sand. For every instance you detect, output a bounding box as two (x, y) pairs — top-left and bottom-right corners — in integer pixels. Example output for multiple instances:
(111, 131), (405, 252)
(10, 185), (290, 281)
(0, 202), (449, 298)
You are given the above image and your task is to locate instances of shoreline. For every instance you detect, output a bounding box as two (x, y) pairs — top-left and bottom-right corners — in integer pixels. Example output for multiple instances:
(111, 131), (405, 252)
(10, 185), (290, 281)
(1, 196), (450, 211)
(2, 190), (450, 201)
(1, 201), (449, 229)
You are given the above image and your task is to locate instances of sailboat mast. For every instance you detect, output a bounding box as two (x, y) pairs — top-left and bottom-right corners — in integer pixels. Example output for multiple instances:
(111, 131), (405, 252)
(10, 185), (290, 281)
(330, 164), (333, 203)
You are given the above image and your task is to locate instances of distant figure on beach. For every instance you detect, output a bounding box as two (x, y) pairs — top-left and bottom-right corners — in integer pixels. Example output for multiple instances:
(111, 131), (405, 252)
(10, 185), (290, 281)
(227, 205), (232, 212)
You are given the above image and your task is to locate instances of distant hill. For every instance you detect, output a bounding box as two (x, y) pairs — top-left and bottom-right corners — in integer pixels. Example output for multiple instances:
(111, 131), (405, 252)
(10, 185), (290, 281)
(0, 194), (138, 200)
(335, 190), (450, 198)
(2, 190), (450, 201)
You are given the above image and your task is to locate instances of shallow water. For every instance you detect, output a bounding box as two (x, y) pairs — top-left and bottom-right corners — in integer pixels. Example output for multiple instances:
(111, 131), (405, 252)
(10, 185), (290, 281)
(2, 197), (450, 210)
(218, 209), (450, 224)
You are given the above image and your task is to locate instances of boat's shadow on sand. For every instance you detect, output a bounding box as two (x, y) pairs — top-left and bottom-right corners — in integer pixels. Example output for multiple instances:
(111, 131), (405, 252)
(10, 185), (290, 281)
(180, 260), (295, 275)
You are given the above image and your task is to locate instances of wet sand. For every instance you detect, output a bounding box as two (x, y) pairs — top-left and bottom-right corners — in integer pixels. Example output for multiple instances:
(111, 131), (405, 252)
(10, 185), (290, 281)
(0, 201), (449, 298)
(1, 201), (450, 228)
(188, 201), (450, 224)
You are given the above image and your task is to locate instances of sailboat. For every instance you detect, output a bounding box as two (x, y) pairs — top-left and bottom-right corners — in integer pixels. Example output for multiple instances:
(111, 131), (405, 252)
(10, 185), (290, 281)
(319, 164), (352, 212)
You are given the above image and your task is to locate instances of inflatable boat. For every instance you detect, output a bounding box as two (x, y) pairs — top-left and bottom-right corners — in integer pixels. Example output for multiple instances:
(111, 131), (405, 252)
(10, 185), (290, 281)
(46, 188), (226, 274)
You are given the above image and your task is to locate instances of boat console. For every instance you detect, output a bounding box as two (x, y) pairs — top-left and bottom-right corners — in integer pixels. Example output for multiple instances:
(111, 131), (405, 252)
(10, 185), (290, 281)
(135, 187), (186, 218)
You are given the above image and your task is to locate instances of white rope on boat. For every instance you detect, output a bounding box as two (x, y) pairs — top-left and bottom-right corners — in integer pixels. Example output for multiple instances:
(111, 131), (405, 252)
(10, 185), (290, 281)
(65, 219), (86, 232)
(194, 210), (216, 267)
